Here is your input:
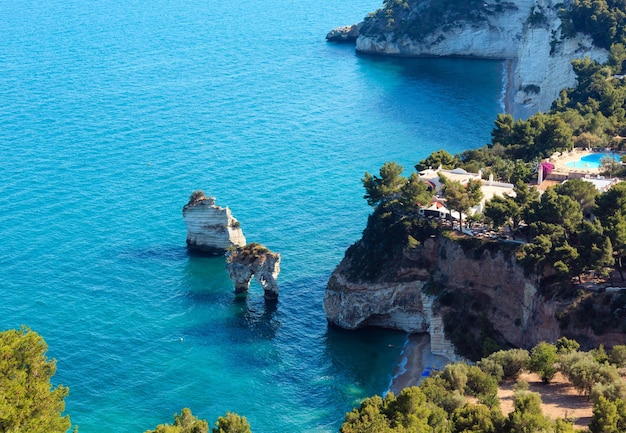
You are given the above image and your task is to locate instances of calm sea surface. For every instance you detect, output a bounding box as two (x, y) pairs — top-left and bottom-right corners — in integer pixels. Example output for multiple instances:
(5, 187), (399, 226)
(0, 0), (502, 431)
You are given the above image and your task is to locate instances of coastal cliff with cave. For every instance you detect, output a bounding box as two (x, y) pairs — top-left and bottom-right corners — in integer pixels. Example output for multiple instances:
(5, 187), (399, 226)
(324, 0), (626, 362)
(325, 230), (626, 361)
(328, 0), (609, 118)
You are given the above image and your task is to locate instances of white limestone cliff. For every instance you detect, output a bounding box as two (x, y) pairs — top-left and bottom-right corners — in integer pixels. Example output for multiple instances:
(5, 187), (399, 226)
(353, 0), (608, 117)
(325, 259), (461, 361)
(182, 195), (246, 254)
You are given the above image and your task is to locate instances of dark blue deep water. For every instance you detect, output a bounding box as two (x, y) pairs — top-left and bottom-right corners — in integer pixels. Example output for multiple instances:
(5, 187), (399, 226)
(0, 0), (503, 431)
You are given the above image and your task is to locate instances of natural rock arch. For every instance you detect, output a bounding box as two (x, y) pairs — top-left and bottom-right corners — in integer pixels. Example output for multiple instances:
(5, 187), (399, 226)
(226, 243), (281, 300)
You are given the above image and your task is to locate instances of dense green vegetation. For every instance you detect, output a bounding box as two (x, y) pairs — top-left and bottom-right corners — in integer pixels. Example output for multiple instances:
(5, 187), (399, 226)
(360, 0), (490, 42)
(144, 409), (251, 433)
(568, 0), (626, 50)
(0, 327), (73, 433)
(5, 325), (624, 432)
(340, 340), (626, 433)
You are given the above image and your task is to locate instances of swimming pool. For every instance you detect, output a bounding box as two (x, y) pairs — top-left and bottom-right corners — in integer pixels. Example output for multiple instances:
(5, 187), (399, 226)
(565, 152), (621, 169)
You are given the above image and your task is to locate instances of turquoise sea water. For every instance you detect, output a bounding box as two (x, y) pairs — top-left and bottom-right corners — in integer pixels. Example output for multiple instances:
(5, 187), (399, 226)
(0, 0), (503, 431)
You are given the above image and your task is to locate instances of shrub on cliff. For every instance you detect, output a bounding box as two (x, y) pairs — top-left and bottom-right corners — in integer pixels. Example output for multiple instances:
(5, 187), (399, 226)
(212, 412), (251, 433)
(188, 190), (206, 205)
(145, 408), (209, 433)
(608, 344), (626, 367)
(484, 349), (530, 381)
(505, 391), (552, 433)
(589, 396), (626, 433)
(465, 365), (498, 401)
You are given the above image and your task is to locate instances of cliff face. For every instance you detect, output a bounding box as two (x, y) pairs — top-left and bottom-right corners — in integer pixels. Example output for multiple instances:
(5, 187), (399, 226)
(324, 235), (562, 358)
(325, 257), (460, 360)
(352, 0), (608, 117)
(182, 197), (246, 254)
(226, 244), (281, 300)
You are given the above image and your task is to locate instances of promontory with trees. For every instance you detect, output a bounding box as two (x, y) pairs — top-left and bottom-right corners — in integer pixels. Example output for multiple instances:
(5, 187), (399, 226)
(6, 0), (626, 431)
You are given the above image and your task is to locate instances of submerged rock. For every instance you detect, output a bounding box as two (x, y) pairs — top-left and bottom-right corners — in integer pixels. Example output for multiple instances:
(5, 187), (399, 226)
(226, 243), (281, 300)
(182, 191), (246, 254)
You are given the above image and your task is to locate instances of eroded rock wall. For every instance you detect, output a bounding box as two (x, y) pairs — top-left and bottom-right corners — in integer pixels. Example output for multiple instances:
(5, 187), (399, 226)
(430, 237), (561, 347)
(325, 259), (460, 360)
(324, 235), (561, 356)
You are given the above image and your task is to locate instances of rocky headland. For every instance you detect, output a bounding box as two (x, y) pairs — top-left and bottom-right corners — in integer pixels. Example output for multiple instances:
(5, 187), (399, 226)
(328, 0), (608, 118)
(325, 233), (626, 361)
(182, 191), (246, 254)
(226, 243), (281, 300)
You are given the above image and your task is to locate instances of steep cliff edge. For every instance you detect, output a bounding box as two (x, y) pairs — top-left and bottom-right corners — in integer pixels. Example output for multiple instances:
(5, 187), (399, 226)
(182, 191), (246, 254)
(325, 233), (625, 360)
(335, 0), (608, 117)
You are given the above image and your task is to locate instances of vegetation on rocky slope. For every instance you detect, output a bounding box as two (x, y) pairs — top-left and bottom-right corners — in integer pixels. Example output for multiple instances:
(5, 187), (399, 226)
(359, 0), (489, 42)
(341, 339), (626, 433)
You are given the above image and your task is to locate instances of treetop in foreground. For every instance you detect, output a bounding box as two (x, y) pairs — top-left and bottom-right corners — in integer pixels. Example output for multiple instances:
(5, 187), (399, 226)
(0, 326), (71, 433)
(144, 409), (251, 433)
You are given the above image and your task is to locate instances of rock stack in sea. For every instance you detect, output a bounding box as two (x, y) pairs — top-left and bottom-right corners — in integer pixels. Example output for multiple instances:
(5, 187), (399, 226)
(226, 243), (281, 300)
(182, 190), (246, 254)
(183, 191), (281, 298)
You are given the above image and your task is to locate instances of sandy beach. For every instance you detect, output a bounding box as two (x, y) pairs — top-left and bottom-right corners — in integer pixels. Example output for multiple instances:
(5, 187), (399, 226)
(389, 333), (451, 394)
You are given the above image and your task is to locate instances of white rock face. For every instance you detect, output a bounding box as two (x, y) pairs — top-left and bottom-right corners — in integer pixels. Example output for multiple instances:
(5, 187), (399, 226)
(182, 197), (246, 254)
(512, 25), (606, 117)
(355, 0), (608, 117)
(324, 259), (461, 360)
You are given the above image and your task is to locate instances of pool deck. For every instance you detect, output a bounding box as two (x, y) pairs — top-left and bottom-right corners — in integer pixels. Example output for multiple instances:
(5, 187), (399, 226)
(549, 148), (619, 177)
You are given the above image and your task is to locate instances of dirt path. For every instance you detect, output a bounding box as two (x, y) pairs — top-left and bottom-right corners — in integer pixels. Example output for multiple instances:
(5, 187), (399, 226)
(498, 372), (593, 430)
